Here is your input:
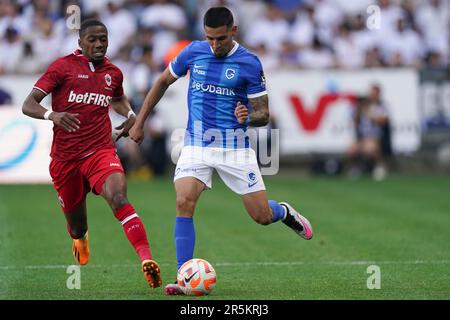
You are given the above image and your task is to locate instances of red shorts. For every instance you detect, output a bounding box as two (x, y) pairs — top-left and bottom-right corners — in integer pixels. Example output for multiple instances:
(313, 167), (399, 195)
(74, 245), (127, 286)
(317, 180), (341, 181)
(49, 147), (125, 213)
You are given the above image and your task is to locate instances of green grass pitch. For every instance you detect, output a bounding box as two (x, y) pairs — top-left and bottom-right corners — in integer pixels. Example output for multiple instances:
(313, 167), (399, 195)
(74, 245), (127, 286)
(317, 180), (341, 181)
(1, 174), (449, 300)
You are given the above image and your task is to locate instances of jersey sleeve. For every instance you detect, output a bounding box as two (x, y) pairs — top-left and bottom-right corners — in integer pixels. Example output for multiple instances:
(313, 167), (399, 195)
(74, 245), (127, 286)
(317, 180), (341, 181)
(169, 43), (191, 78)
(113, 69), (124, 98)
(33, 60), (64, 95)
(246, 56), (267, 99)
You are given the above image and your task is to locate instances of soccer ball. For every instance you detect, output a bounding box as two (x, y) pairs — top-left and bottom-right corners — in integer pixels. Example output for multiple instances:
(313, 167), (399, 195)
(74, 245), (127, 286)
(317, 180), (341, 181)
(177, 258), (216, 295)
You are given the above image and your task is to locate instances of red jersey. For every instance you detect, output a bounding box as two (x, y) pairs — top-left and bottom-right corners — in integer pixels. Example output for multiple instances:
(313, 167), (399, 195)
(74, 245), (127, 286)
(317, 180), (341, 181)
(34, 49), (124, 161)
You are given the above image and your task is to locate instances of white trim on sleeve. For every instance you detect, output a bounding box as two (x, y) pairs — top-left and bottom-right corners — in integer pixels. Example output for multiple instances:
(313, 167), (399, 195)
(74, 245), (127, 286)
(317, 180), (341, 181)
(247, 91), (267, 99)
(169, 63), (181, 79)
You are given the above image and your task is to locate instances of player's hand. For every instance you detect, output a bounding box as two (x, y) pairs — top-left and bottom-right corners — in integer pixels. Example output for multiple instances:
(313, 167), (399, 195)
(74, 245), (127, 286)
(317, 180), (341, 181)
(49, 112), (80, 132)
(234, 101), (249, 124)
(129, 123), (145, 145)
(114, 115), (136, 141)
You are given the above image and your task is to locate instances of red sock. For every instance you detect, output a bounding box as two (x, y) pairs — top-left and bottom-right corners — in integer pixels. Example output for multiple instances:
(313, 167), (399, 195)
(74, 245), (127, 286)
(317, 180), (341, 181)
(114, 204), (152, 262)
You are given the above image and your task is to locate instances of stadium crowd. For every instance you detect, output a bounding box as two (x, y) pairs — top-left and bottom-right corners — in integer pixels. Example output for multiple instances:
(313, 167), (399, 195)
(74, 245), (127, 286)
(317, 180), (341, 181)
(0, 0), (448, 77)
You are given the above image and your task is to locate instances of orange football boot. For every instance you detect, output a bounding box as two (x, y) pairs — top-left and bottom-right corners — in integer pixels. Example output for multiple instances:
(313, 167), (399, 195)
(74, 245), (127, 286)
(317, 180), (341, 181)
(142, 259), (162, 288)
(72, 232), (90, 266)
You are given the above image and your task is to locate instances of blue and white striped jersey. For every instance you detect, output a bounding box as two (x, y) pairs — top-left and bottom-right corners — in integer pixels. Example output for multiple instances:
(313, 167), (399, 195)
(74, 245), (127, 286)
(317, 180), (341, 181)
(170, 40), (267, 148)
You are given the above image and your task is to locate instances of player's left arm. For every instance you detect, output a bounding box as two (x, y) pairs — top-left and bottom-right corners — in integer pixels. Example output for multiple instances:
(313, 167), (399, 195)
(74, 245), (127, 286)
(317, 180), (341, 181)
(235, 94), (269, 127)
(110, 95), (135, 141)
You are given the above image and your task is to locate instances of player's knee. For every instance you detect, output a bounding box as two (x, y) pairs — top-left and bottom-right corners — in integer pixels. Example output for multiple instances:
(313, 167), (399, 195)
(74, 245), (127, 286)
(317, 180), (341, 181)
(176, 196), (195, 215)
(110, 191), (128, 211)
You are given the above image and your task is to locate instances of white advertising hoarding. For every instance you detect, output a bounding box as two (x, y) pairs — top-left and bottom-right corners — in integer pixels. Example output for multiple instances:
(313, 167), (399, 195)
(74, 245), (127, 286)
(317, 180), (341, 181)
(157, 69), (420, 155)
(0, 107), (53, 183)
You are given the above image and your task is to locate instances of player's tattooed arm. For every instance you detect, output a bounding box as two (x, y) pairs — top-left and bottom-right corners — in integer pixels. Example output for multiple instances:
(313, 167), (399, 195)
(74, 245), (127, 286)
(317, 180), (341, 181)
(248, 94), (270, 127)
(22, 89), (80, 132)
(235, 94), (269, 127)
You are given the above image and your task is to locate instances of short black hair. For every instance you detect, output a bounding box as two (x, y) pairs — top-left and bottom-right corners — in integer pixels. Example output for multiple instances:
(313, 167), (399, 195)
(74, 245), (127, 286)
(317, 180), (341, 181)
(79, 19), (107, 37)
(203, 7), (234, 28)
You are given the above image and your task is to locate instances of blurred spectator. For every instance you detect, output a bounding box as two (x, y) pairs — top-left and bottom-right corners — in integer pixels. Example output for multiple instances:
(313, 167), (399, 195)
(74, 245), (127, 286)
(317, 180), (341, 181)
(333, 22), (364, 69)
(313, 0), (343, 46)
(415, 0), (449, 61)
(299, 36), (334, 69)
(140, 0), (187, 68)
(0, 86), (12, 105)
(232, 0), (266, 39)
(364, 47), (385, 68)
(100, 0), (137, 59)
(0, 26), (23, 74)
(289, 5), (315, 50)
(0, 0), (447, 73)
(380, 17), (424, 67)
(271, 0), (303, 23)
(14, 41), (44, 74)
(352, 13), (378, 57)
(0, 1), (31, 38)
(253, 43), (281, 71)
(30, 14), (61, 68)
(377, 0), (405, 36)
(244, 3), (290, 56)
(345, 84), (391, 181)
(130, 45), (158, 108)
(163, 39), (190, 67)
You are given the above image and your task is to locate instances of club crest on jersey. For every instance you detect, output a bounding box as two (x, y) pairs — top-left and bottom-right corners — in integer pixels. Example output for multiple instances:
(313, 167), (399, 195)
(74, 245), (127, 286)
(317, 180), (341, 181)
(225, 68), (235, 80)
(247, 170), (258, 188)
(105, 74), (112, 86)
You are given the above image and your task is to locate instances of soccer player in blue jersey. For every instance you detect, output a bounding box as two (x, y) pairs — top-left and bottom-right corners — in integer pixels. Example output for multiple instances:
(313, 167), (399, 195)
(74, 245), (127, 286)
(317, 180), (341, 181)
(129, 7), (314, 295)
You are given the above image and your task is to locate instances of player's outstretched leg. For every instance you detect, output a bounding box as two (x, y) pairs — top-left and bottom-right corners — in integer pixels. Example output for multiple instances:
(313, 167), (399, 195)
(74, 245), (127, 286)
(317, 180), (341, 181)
(165, 177), (204, 295)
(278, 202), (314, 240)
(101, 172), (162, 288)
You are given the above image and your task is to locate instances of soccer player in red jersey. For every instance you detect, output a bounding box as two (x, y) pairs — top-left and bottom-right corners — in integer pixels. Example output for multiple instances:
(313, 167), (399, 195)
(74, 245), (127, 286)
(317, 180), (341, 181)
(21, 19), (162, 289)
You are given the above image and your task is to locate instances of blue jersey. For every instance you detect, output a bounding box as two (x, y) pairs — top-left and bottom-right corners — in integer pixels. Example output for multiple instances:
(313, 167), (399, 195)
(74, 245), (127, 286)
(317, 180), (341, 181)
(169, 40), (267, 148)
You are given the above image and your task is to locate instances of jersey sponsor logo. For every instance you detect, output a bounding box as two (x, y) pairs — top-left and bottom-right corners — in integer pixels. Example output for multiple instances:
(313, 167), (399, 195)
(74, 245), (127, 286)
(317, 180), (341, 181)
(105, 74), (112, 86)
(193, 67), (206, 75)
(225, 68), (235, 80)
(77, 74), (89, 79)
(68, 90), (112, 107)
(110, 162), (120, 167)
(191, 80), (235, 96)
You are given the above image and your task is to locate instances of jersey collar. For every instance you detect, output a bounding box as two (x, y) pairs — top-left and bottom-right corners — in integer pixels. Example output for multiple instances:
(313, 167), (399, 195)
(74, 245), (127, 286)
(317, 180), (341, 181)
(209, 41), (239, 58)
(73, 49), (108, 71)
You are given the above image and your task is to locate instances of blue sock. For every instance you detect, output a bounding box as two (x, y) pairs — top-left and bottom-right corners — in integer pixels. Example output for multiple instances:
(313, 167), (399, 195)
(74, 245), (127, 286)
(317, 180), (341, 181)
(269, 200), (286, 222)
(174, 216), (195, 270)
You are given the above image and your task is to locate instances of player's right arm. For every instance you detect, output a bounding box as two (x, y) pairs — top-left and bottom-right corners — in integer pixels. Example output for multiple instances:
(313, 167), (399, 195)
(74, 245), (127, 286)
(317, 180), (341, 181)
(129, 67), (177, 144)
(22, 89), (80, 132)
